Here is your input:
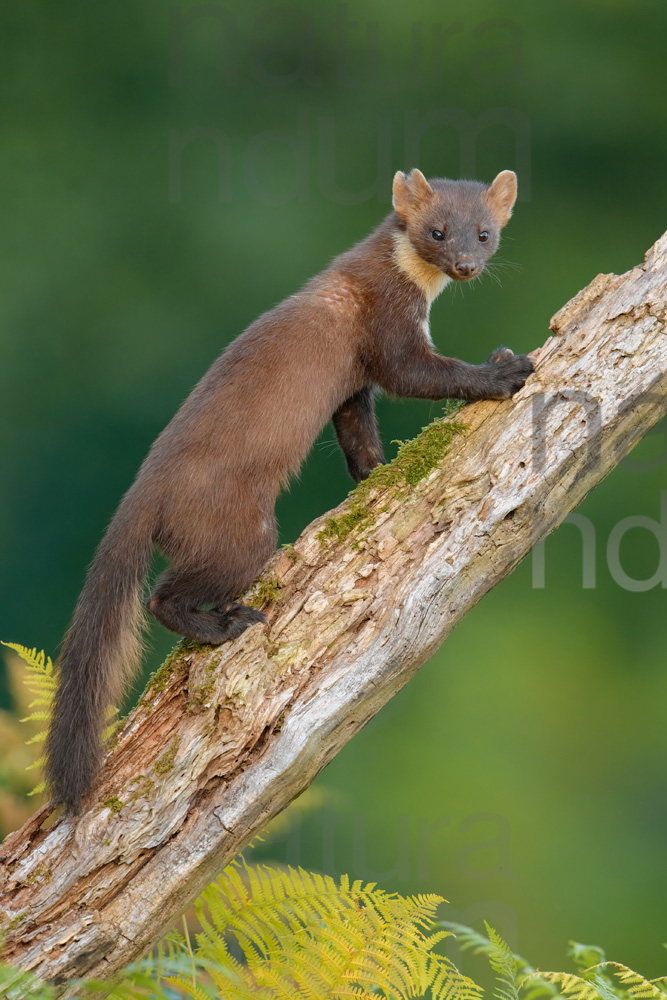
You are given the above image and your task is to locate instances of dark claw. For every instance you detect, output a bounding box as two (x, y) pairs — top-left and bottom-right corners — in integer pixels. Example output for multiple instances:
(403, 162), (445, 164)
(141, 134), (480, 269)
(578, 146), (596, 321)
(487, 346), (515, 364)
(484, 349), (534, 399)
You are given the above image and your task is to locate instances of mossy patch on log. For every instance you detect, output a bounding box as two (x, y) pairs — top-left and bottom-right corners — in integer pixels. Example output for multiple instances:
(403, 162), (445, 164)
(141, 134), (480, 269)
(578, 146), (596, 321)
(154, 737), (181, 776)
(317, 413), (467, 547)
(140, 640), (201, 708)
(248, 576), (282, 608)
(102, 795), (124, 815)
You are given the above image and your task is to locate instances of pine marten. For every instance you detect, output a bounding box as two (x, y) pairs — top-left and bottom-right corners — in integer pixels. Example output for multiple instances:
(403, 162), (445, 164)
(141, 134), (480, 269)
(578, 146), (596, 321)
(45, 168), (533, 809)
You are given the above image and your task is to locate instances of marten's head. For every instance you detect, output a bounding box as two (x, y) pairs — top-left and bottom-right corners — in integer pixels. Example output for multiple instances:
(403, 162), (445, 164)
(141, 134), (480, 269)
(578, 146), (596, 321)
(391, 169), (517, 284)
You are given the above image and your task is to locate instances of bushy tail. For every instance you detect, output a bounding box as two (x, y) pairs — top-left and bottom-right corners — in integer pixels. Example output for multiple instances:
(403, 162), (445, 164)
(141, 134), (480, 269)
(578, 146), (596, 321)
(45, 499), (154, 810)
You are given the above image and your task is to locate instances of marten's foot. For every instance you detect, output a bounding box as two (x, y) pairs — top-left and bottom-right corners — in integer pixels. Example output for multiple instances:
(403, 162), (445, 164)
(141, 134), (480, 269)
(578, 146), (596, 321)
(199, 603), (267, 643)
(484, 347), (534, 398)
(147, 589), (267, 644)
(487, 346), (515, 364)
(349, 453), (387, 483)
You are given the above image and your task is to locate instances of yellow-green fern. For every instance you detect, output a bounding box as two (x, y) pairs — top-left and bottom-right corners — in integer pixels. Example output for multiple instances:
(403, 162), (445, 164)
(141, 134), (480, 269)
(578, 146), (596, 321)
(604, 963), (667, 1000)
(4, 920), (667, 1000)
(2, 641), (121, 798)
(529, 965), (667, 1000)
(439, 921), (559, 1000)
(1, 642), (57, 796)
(0, 962), (56, 1000)
(2, 648), (664, 1000)
(483, 922), (522, 1000)
(441, 924), (667, 1000)
(106, 861), (483, 1000)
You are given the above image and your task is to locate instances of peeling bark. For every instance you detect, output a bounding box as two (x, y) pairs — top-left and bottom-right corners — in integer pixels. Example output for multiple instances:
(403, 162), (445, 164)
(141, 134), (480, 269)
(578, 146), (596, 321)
(2, 231), (667, 988)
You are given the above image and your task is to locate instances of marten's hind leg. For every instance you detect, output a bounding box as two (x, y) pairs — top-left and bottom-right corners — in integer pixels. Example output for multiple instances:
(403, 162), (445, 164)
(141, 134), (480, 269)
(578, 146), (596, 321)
(147, 508), (277, 643)
(147, 568), (267, 643)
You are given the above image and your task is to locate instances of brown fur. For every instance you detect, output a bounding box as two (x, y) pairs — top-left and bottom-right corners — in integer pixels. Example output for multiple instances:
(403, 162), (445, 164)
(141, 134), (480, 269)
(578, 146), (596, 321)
(46, 169), (533, 809)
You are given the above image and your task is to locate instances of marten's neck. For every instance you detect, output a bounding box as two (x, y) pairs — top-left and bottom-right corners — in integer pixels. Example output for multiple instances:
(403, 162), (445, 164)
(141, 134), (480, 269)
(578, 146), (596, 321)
(332, 213), (450, 309)
(390, 230), (451, 305)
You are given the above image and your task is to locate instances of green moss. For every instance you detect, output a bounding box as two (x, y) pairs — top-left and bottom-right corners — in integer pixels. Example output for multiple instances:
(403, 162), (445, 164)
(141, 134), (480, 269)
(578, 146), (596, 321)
(281, 543), (303, 563)
(127, 774), (155, 804)
(154, 736), (180, 776)
(274, 710), (287, 733)
(442, 398), (466, 417)
(105, 714), (127, 751)
(185, 646), (225, 712)
(141, 651), (181, 702)
(24, 863), (51, 886)
(102, 795), (124, 815)
(140, 640), (201, 707)
(185, 677), (216, 714)
(316, 505), (375, 545)
(317, 414), (467, 548)
(390, 417), (466, 486)
(248, 576), (282, 608)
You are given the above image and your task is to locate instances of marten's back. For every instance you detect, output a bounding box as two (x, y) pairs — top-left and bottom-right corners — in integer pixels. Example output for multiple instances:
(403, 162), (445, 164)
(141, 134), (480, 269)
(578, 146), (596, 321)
(137, 267), (372, 503)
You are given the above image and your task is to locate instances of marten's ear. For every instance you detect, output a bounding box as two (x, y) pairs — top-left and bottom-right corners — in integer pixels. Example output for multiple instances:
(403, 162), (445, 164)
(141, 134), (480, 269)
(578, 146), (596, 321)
(485, 170), (518, 226)
(392, 168), (434, 220)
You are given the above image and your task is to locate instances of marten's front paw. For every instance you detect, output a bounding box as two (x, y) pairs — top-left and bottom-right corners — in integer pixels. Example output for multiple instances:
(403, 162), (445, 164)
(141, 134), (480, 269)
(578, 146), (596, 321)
(485, 348), (534, 398)
(487, 346), (516, 364)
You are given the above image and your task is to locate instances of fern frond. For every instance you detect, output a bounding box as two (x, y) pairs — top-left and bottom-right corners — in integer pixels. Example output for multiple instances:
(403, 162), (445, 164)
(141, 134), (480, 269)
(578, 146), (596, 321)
(568, 943), (607, 970)
(2, 639), (122, 797)
(78, 969), (175, 999)
(440, 922), (559, 1000)
(163, 976), (217, 1000)
(331, 988), (377, 1000)
(23, 714), (51, 728)
(598, 964), (667, 1000)
(430, 961), (484, 1000)
(482, 922), (521, 1000)
(440, 921), (495, 956)
(579, 972), (619, 1000)
(118, 861), (474, 1000)
(0, 960), (57, 999)
(426, 929), (455, 950)
(25, 730), (50, 747)
(2, 643), (57, 737)
(525, 971), (607, 1000)
(1, 642), (53, 673)
(1, 641), (56, 796)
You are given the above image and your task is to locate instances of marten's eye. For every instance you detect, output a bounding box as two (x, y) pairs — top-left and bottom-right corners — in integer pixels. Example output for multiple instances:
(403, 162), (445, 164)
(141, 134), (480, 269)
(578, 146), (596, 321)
(432, 230), (445, 241)
(479, 231), (489, 242)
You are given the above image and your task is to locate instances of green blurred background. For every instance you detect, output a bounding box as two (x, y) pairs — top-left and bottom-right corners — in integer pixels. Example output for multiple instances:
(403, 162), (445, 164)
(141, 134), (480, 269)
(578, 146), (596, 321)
(1, 0), (666, 977)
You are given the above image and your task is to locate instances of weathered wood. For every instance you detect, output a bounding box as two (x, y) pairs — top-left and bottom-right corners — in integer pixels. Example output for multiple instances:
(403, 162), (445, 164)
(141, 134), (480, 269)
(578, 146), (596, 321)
(2, 231), (667, 988)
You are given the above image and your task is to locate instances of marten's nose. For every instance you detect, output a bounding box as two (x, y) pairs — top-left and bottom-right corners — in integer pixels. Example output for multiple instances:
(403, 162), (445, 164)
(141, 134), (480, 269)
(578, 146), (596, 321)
(454, 259), (477, 277)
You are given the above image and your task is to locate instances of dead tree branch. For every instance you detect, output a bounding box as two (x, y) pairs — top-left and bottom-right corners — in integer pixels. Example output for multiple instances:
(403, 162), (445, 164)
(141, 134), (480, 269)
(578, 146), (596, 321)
(2, 231), (667, 987)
